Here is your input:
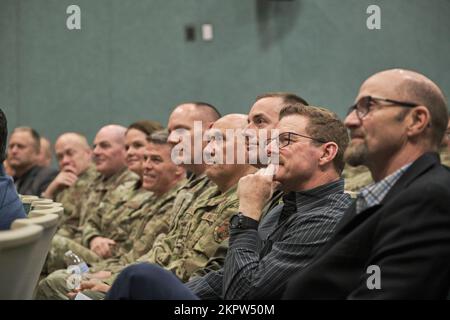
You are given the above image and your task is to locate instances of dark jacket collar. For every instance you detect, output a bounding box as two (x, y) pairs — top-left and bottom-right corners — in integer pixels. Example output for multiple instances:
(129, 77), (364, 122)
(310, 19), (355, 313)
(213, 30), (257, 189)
(380, 152), (439, 206)
(334, 152), (441, 236)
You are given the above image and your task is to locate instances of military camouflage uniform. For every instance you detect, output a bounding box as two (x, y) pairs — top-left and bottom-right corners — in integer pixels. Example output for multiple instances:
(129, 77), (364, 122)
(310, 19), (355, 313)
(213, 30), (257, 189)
(36, 177), (189, 300)
(342, 164), (372, 195)
(132, 184), (239, 282)
(440, 147), (450, 167)
(81, 181), (153, 250)
(36, 175), (215, 299)
(90, 178), (188, 273)
(43, 168), (139, 274)
(55, 165), (98, 239)
(191, 188), (285, 280)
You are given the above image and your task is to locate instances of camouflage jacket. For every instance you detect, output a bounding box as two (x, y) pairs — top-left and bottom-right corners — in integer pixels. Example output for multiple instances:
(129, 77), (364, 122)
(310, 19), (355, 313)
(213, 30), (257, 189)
(60, 167), (138, 242)
(343, 164), (373, 194)
(135, 184), (239, 282)
(81, 178), (150, 249)
(56, 165), (98, 239)
(91, 178), (187, 274)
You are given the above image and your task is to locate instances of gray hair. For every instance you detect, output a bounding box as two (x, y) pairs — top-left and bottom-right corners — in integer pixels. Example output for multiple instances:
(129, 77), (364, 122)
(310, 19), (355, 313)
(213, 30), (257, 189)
(147, 129), (169, 145)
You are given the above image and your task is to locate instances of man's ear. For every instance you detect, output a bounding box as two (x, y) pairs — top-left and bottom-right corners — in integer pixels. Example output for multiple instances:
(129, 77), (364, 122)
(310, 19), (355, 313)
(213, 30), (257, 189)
(406, 106), (430, 137)
(175, 165), (186, 178)
(319, 142), (338, 167)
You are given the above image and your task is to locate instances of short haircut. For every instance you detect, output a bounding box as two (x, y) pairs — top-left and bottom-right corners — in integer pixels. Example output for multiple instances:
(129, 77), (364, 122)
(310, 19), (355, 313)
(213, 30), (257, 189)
(255, 92), (309, 106)
(12, 126), (41, 153)
(147, 129), (170, 145)
(399, 79), (449, 147)
(190, 102), (222, 120)
(127, 120), (164, 137)
(0, 109), (7, 162)
(57, 132), (90, 150)
(279, 104), (349, 174)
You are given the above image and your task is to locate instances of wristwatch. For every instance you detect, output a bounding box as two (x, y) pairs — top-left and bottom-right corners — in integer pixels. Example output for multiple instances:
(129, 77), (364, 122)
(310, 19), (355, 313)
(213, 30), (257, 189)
(229, 212), (259, 230)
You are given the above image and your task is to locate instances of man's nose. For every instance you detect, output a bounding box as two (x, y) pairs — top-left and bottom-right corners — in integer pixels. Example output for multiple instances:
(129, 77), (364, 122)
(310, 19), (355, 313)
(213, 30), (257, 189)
(344, 109), (361, 128)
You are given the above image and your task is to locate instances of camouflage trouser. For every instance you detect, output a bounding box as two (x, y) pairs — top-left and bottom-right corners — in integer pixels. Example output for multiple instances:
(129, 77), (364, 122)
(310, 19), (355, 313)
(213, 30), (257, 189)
(36, 269), (71, 300)
(35, 269), (106, 300)
(43, 234), (101, 275)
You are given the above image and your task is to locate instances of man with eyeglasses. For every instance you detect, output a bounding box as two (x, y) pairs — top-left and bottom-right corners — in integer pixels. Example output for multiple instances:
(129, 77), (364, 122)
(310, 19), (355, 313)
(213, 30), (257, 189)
(284, 68), (450, 299)
(105, 104), (352, 300)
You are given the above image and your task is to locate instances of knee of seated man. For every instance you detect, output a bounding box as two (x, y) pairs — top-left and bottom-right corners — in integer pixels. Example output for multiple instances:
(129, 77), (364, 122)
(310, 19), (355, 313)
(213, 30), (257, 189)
(36, 269), (71, 300)
(121, 263), (167, 285)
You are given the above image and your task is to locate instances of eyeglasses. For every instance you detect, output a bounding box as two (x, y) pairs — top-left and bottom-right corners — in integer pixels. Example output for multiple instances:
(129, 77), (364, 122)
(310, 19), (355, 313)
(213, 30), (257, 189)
(268, 132), (326, 149)
(348, 96), (419, 120)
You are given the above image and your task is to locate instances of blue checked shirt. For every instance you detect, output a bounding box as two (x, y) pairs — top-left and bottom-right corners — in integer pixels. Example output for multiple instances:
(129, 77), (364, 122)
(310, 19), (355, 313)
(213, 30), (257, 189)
(356, 163), (412, 214)
(186, 179), (351, 300)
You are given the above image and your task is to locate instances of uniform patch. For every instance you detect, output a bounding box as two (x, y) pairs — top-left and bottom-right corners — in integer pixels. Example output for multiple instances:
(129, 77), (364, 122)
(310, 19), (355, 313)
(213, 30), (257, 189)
(124, 201), (142, 210)
(214, 221), (230, 243)
(202, 212), (217, 223)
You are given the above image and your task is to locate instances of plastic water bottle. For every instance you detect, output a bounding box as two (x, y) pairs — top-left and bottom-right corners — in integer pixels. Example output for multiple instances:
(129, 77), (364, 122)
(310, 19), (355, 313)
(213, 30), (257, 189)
(64, 250), (89, 273)
(64, 250), (89, 290)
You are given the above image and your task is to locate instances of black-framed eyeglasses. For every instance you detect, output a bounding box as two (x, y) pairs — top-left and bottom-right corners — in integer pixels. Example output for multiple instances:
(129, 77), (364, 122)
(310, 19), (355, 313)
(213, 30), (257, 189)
(268, 132), (326, 149)
(348, 96), (419, 120)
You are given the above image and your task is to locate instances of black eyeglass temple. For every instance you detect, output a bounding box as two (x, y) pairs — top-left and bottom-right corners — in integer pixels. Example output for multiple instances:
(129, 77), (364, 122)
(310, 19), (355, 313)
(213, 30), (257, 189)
(381, 98), (419, 108)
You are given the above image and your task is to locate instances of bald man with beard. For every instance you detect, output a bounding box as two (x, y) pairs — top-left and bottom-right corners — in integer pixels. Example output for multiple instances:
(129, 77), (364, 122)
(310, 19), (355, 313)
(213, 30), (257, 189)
(284, 69), (450, 299)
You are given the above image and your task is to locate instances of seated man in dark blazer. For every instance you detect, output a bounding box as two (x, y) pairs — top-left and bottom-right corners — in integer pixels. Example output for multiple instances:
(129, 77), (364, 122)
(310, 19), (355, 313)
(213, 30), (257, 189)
(7, 127), (58, 196)
(284, 68), (450, 299)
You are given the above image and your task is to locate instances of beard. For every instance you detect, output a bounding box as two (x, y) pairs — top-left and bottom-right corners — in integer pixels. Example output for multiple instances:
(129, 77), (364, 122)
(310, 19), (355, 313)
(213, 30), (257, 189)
(344, 140), (369, 167)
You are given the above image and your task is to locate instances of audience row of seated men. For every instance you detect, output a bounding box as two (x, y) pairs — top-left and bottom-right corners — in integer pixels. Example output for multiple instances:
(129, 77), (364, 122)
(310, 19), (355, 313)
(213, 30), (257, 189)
(1, 67), (449, 299)
(102, 68), (450, 300)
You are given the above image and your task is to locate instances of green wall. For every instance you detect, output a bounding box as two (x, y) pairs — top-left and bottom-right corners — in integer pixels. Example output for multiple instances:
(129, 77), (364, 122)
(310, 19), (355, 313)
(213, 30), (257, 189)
(1, 0), (449, 145)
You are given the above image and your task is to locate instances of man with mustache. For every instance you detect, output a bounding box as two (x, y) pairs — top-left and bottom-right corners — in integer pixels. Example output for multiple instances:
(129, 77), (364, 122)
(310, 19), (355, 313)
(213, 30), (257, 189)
(284, 69), (450, 299)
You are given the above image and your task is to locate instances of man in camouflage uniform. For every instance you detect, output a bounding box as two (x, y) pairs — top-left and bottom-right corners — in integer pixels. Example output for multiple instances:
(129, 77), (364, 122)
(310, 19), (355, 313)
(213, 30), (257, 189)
(124, 114), (255, 281)
(342, 164), (372, 195)
(43, 125), (139, 274)
(41, 132), (97, 238)
(36, 131), (187, 299)
(41, 113), (255, 299)
(37, 103), (221, 299)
